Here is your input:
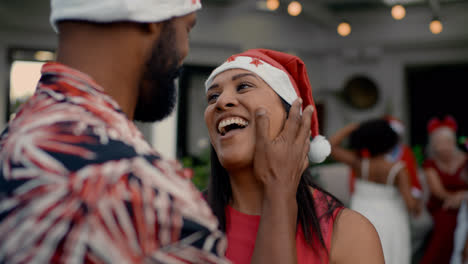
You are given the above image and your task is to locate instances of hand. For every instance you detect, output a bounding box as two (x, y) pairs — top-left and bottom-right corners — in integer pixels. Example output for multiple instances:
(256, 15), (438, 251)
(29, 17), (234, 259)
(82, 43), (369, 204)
(443, 191), (468, 210)
(250, 98), (310, 264)
(253, 98), (313, 202)
(409, 199), (423, 217)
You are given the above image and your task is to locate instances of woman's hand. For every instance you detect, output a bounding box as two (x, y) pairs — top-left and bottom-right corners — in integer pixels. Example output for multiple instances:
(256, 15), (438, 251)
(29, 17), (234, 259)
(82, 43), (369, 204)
(408, 198), (423, 217)
(443, 191), (468, 210)
(250, 98), (313, 264)
(253, 98), (313, 202)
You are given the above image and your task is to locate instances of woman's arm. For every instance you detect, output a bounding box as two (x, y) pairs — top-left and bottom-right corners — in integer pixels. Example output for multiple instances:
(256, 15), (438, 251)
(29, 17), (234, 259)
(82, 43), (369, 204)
(330, 209), (385, 264)
(329, 123), (360, 169)
(396, 168), (422, 216)
(424, 167), (467, 209)
(251, 195), (298, 264)
(250, 100), (313, 264)
(425, 167), (452, 200)
(443, 191), (468, 209)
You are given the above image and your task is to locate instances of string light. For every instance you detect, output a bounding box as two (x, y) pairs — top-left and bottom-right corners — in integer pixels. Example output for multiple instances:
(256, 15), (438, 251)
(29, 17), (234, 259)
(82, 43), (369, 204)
(266, 0), (279, 11)
(430, 18), (443, 34)
(391, 4), (406, 20)
(288, 1), (302, 16)
(337, 22), (352, 37)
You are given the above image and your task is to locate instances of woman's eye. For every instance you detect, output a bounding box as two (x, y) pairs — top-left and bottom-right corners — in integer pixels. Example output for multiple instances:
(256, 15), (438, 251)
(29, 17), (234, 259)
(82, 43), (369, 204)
(207, 93), (219, 103)
(237, 83), (251, 91)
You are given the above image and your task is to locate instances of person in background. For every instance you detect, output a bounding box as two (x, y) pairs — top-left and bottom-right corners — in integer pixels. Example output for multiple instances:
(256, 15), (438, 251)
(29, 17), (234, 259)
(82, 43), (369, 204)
(203, 49), (384, 264)
(382, 116), (433, 263)
(0, 1), (310, 263)
(347, 116), (422, 197)
(384, 116), (423, 197)
(450, 139), (468, 264)
(330, 119), (421, 264)
(451, 197), (468, 264)
(420, 116), (468, 264)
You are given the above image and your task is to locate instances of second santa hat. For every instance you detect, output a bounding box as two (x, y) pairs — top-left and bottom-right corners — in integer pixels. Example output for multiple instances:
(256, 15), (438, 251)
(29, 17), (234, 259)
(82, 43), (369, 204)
(205, 49), (331, 163)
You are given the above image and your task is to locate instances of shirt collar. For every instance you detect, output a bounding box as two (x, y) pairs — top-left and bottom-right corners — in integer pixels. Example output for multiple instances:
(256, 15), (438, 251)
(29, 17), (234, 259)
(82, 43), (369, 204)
(40, 62), (123, 113)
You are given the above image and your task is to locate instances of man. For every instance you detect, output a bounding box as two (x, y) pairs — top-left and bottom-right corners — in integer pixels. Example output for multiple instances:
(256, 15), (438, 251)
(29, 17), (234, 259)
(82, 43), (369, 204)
(0, 0), (311, 263)
(0, 0), (228, 263)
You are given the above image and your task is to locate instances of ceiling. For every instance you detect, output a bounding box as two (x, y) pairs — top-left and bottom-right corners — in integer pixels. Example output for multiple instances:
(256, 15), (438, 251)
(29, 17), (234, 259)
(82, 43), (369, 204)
(1, 0), (467, 34)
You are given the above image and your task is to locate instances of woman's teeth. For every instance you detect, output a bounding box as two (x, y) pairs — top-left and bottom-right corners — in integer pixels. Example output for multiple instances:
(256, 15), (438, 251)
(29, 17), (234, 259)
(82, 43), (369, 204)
(218, 117), (249, 135)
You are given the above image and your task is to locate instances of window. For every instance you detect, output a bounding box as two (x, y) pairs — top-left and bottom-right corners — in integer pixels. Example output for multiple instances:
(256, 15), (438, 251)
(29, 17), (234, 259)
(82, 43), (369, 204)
(7, 49), (55, 120)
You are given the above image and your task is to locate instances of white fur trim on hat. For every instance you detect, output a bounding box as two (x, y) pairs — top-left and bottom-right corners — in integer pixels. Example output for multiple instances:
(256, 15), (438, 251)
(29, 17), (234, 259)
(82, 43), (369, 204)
(389, 120), (404, 136)
(50, 0), (201, 32)
(309, 135), (331, 163)
(205, 56), (298, 105)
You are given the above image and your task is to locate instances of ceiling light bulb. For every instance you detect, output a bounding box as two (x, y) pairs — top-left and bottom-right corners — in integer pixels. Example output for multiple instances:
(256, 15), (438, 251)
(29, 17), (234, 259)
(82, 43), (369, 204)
(337, 22), (352, 37)
(288, 1), (302, 16)
(266, 0), (279, 11)
(430, 19), (443, 34)
(391, 4), (406, 20)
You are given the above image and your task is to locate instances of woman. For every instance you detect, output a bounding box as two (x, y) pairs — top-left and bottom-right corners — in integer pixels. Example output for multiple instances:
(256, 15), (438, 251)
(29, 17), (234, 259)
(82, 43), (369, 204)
(203, 49), (384, 263)
(420, 116), (468, 264)
(330, 119), (421, 264)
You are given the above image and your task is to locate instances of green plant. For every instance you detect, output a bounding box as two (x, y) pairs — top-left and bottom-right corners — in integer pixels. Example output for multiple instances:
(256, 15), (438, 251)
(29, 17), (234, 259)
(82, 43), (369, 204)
(182, 148), (211, 191)
(412, 145), (424, 166)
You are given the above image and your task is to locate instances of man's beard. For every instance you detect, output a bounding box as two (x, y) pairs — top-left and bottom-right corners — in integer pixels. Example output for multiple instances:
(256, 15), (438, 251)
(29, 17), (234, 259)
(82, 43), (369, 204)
(134, 22), (183, 122)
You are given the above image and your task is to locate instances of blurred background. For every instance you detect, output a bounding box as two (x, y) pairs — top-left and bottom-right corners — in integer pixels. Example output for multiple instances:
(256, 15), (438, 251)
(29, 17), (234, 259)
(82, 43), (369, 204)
(0, 0), (467, 193)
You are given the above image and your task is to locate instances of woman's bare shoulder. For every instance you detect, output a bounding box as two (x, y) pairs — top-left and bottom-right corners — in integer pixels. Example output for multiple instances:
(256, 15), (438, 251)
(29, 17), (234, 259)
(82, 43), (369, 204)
(330, 209), (385, 264)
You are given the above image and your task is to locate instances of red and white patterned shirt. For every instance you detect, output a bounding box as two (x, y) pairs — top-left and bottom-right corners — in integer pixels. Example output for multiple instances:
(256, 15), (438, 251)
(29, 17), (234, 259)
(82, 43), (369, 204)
(0, 62), (229, 264)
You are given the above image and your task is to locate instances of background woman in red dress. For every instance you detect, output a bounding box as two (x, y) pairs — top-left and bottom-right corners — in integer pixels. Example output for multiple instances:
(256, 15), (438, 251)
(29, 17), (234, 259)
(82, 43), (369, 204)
(420, 116), (468, 264)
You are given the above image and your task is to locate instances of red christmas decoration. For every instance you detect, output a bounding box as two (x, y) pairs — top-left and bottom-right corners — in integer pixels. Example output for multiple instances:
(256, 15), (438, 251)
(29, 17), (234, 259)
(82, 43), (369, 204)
(250, 58), (263, 67)
(227, 56), (237, 62)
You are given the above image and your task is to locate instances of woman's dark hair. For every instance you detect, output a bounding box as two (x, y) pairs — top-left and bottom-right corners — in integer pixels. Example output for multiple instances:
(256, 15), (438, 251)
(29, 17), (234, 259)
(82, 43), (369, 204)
(349, 118), (399, 157)
(206, 98), (342, 252)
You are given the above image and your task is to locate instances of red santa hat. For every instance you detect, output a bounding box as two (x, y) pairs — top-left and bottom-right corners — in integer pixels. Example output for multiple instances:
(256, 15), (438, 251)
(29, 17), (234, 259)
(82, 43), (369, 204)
(205, 49), (331, 163)
(427, 115), (457, 134)
(50, 0), (201, 32)
(383, 115), (405, 136)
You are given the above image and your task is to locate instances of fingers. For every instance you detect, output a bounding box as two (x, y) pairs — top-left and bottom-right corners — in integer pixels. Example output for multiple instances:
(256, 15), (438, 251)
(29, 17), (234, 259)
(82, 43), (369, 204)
(282, 98), (302, 140)
(301, 129), (311, 158)
(301, 154), (309, 175)
(443, 199), (456, 209)
(296, 105), (314, 144)
(255, 108), (270, 146)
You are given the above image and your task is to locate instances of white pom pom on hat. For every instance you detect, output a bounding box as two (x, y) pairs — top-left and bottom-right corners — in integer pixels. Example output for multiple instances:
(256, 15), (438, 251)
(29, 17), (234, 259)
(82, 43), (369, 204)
(309, 135), (331, 163)
(205, 49), (331, 163)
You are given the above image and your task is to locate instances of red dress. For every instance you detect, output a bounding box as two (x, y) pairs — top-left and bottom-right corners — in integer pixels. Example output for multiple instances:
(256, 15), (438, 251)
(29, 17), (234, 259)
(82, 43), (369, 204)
(420, 159), (468, 264)
(225, 190), (344, 264)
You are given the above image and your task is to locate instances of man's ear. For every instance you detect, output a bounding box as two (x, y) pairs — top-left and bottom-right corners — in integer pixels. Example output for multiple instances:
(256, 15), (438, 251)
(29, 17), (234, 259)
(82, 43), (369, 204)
(140, 22), (163, 35)
(139, 22), (164, 51)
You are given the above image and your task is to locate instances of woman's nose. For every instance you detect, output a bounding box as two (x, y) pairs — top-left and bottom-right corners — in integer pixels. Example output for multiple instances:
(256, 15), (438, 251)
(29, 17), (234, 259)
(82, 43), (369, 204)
(215, 91), (238, 111)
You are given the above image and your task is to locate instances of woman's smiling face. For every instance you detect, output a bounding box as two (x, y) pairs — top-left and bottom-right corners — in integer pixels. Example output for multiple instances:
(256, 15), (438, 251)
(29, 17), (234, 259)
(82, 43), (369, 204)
(204, 68), (287, 171)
